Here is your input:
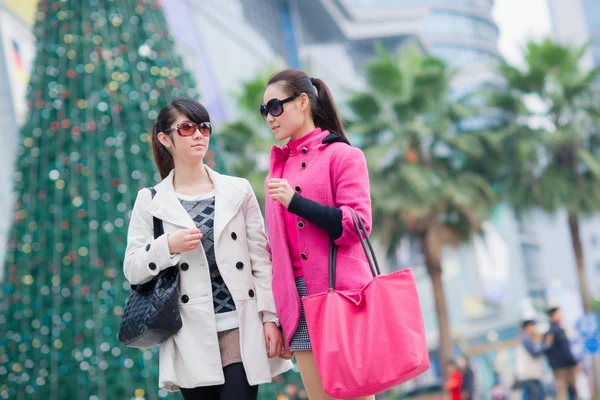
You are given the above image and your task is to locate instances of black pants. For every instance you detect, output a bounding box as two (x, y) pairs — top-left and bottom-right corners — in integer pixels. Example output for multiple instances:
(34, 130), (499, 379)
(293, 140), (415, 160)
(180, 363), (258, 400)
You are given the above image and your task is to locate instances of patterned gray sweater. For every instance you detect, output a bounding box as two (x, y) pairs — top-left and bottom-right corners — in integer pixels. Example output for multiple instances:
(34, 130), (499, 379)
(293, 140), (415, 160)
(178, 194), (237, 318)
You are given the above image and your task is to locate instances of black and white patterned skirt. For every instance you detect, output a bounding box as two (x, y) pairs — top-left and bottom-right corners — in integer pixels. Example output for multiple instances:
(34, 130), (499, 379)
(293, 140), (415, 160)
(290, 277), (312, 351)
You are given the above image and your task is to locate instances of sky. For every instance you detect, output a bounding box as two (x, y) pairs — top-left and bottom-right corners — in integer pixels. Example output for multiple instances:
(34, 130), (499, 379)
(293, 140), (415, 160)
(492, 0), (553, 66)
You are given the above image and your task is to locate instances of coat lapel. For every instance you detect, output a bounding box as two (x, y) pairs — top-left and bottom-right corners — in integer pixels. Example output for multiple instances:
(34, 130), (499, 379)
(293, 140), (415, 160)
(206, 166), (246, 242)
(144, 170), (196, 229)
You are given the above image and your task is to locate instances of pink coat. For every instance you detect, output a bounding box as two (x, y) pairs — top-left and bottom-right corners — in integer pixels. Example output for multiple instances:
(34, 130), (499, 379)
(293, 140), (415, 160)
(265, 129), (374, 345)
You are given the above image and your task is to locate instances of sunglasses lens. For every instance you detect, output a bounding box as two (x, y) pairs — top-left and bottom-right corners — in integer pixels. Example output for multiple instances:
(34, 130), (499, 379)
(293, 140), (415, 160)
(267, 100), (283, 117)
(199, 122), (212, 136)
(260, 105), (268, 120)
(178, 122), (196, 136)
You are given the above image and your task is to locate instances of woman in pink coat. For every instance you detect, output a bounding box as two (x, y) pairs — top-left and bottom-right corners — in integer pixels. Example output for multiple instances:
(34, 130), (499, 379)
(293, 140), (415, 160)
(262, 68), (375, 400)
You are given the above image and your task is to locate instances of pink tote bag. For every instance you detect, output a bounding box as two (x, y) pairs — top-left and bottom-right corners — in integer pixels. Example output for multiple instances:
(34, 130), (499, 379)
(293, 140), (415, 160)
(302, 211), (430, 398)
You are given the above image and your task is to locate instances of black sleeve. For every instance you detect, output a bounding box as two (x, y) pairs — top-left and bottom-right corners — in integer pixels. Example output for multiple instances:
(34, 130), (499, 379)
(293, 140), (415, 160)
(287, 193), (343, 239)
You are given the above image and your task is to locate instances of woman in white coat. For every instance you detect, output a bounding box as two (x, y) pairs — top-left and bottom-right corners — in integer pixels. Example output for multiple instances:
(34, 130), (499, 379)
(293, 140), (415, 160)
(123, 98), (293, 399)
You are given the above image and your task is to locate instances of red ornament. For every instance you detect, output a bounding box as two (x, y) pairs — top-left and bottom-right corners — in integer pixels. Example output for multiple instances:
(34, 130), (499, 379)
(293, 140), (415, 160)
(112, 104), (122, 113)
(66, 69), (76, 79)
(96, 258), (104, 267)
(72, 126), (81, 136)
(81, 285), (90, 295)
(36, 100), (45, 109)
(50, 121), (59, 131)
(60, 220), (70, 230)
(87, 122), (96, 131)
(77, 210), (86, 218)
(61, 120), (71, 129)
(62, 89), (70, 99)
(112, 178), (120, 187)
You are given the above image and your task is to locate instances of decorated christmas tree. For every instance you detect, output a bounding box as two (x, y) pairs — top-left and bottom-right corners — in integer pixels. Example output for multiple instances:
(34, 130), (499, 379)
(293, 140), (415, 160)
(0, 0), (222, 398)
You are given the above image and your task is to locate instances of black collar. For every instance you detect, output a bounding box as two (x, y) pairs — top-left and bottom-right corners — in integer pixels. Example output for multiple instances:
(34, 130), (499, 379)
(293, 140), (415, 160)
(321, 132), (351, 145)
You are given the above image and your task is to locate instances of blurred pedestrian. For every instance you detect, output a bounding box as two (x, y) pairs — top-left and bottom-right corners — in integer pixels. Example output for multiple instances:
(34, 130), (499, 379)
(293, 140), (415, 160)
(457, 355), (475, 400)
(445, 361), (464, 400)
(544, 307), (578, 400)
(516, 320), (552, 400)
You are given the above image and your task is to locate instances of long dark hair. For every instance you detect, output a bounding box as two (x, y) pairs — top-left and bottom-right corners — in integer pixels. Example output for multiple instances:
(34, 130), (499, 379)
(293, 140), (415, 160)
(267, 69), (345, 137)
(150, 98), (211, 179)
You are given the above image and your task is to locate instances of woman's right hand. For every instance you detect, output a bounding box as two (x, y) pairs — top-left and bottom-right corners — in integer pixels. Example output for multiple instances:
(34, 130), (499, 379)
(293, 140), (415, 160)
(167, 228), (202, 254)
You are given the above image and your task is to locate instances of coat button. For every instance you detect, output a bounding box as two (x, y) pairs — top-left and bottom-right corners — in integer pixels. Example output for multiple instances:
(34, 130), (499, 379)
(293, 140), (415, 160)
(180, 263), (189, 271)
(145, 243), (151, 251)
(248, 289), (255, 298)
(301, 147), (308, 154)
(295, 185), (301, 192)
(181, 295), (189, 303)
(236, 262), (244, 270)
(298, 221), (305, 228)
(301, 162), (307, 169)
(231, 232), (237, 240)
(149, 262), (157, 270)
(301, 252), (307, 260)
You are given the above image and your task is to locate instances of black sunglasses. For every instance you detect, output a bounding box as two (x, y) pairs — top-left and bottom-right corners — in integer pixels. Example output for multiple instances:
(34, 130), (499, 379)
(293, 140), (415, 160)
(260, 95), (298, 120)
(164, 121), (212, 137)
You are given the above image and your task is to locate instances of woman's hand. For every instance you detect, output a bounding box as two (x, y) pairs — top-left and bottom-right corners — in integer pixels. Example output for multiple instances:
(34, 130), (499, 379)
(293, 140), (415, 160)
(263, 322), (283, 359)
(279, 344), (294, 361)
(267, 179), (294, 208)
(167, 228), (202, 254)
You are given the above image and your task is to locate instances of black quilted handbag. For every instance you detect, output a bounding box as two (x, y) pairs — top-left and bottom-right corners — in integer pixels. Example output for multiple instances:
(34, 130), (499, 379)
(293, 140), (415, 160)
(118, 187), (182, 349)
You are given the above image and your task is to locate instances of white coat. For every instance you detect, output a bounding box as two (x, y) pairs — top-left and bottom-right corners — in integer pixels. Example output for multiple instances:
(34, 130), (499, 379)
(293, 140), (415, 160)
(123, 167), (293, 391)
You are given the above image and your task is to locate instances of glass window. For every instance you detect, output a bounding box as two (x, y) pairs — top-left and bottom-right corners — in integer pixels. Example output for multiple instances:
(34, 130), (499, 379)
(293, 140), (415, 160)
(422, 11), (498, 43)
(521, 243), (543, 283)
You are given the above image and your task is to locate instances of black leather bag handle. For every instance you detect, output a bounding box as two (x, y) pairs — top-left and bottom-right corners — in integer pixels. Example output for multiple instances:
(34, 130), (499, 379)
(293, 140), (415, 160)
(328, 209), (381, 291)
(131, 187), (163, 291)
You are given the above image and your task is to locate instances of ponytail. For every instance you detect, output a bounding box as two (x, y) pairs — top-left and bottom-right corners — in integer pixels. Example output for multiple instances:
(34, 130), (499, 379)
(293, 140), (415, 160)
(309, 77), (345, 137)
(267, 69), (346, 137)
(150, 122), (174, 179)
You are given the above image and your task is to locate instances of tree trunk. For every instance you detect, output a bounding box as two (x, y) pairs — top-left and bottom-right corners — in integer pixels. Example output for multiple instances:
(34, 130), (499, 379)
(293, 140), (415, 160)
(568, 215), (592, 312)
(567, 214), (600, 395)
(424, 242), (452, 382)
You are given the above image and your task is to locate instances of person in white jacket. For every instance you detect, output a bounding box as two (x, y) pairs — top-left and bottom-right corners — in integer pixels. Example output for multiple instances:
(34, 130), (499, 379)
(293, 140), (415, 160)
(515, 320), (553, 400)
(123, 98), (293, 399)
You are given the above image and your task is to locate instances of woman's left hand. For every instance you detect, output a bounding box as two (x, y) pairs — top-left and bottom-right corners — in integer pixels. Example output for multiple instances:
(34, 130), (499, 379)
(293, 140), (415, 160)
(263, 322), (283, 358)
(267, 179), (294, 208)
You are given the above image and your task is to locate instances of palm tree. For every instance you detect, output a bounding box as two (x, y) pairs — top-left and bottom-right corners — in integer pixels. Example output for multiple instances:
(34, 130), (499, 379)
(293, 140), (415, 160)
(490, 38), (600, 390)
(346, 44), (497, 377)
(217, 68), (278, 208)
(490, 39), (600, 313)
